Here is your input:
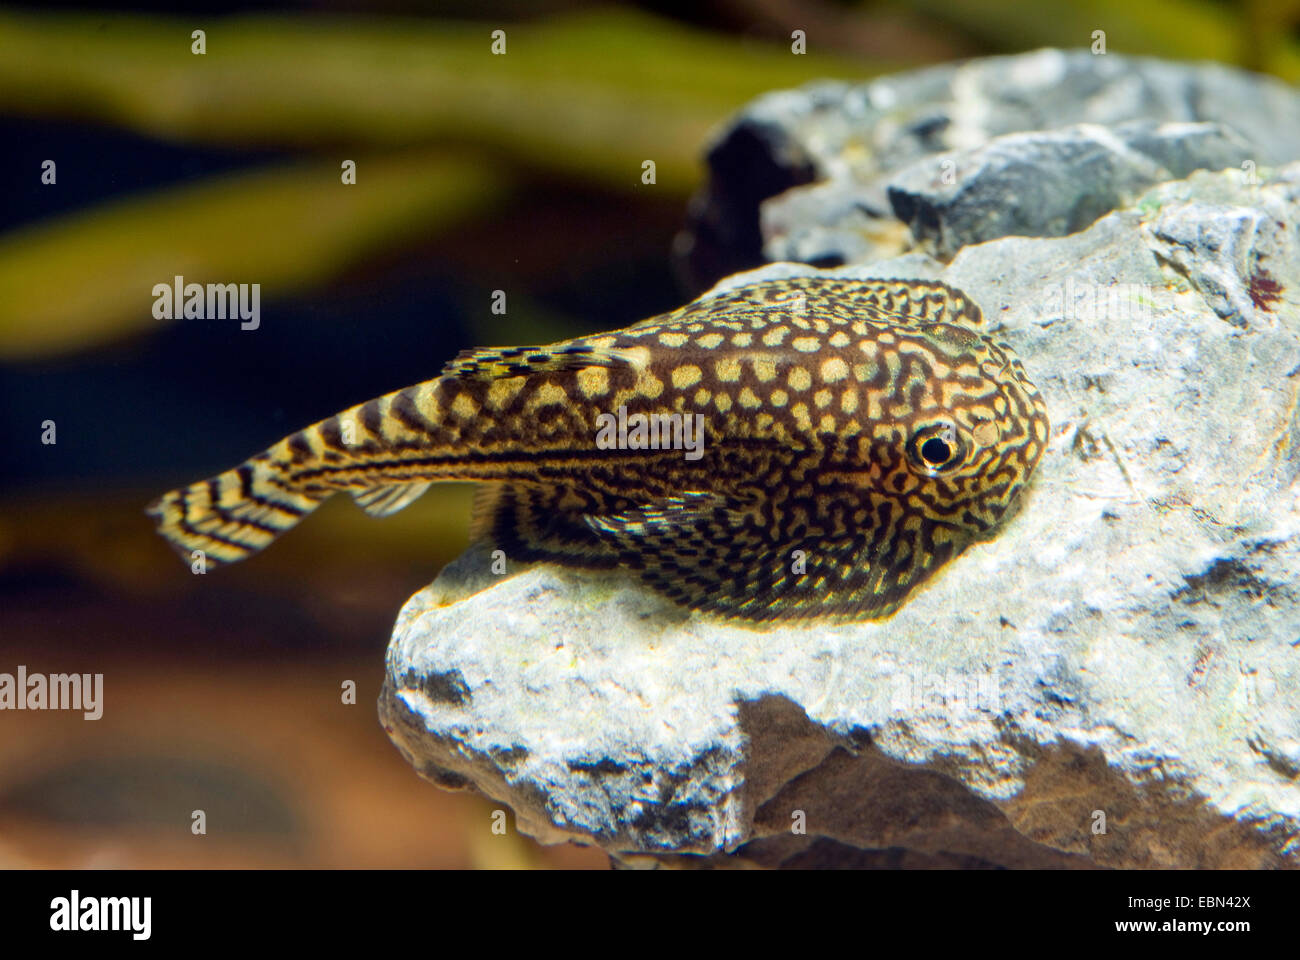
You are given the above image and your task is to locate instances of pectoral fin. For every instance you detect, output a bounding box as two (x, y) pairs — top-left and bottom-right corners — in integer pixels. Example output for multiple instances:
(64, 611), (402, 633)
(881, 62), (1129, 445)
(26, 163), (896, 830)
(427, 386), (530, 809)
(582, 492), (734, 539)
(581, 494), (967, 621)
(468, 481), (965, 620)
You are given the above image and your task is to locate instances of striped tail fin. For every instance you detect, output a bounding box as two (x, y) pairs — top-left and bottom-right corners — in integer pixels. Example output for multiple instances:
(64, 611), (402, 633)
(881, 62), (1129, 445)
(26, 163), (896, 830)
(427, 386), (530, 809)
(146, 342), (621, 567)
(146, 377), (462, 567)
(146, 453), (331, 567)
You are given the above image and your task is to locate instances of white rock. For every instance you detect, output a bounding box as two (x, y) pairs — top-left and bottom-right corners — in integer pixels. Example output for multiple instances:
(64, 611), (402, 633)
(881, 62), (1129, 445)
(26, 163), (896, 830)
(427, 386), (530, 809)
(382, 60), (1300, 867)
(377, 48), (1300, 868)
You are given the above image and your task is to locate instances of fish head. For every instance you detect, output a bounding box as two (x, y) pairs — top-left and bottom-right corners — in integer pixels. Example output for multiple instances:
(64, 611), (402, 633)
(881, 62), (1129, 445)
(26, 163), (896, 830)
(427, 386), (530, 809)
(868, 321), (1050, 535)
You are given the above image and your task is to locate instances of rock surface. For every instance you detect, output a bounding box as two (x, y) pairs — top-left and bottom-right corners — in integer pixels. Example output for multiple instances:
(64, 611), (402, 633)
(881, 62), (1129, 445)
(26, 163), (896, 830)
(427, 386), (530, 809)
(678, 49), (1300, 291)
(380, 53), (1300, 869)
(888, 120), (1253, 259)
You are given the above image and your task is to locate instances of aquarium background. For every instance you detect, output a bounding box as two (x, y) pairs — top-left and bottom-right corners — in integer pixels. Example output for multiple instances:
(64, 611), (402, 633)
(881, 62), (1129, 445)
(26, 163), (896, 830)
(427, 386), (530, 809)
(0, 0), (1294, 869)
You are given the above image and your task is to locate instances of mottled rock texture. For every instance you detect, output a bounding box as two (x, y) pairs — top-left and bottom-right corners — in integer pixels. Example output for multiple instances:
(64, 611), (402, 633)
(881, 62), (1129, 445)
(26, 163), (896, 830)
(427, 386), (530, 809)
(381, 52), (1300, 869)
(678, 49), (1300, 290)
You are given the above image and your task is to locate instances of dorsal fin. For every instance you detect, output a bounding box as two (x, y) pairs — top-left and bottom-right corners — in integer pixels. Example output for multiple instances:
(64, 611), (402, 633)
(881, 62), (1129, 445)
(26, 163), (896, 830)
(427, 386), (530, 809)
(441, 343), (639, 381)
(637, 276), (986, 332)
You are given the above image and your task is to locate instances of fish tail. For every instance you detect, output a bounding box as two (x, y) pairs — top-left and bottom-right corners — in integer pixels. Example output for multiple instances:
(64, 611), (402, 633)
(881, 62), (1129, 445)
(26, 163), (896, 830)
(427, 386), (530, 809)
(147, 379), (464, 566)
(145, 451), (332, 567)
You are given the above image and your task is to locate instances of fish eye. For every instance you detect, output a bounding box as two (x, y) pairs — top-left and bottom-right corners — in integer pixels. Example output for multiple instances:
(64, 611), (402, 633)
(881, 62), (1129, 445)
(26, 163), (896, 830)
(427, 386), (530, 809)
(921, 435), (953, 466)
(907, 422), (962, 473)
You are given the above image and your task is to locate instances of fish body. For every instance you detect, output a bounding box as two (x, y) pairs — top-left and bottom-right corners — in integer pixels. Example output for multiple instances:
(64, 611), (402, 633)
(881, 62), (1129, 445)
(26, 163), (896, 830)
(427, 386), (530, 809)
(148, 276), (1048, 620)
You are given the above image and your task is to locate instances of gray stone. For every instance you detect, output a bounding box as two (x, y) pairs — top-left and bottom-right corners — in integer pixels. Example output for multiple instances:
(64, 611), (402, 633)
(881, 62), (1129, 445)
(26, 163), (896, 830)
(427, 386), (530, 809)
(887, 121), (1252, 260)
(381, 160), (1300, 869)
(679, 49), (1300, 289)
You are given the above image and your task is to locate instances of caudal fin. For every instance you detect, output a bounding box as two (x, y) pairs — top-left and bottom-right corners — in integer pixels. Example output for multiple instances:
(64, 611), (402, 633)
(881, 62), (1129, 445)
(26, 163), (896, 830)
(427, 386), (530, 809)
(146, 368), (571, 566)
(146, 454), (330, 567)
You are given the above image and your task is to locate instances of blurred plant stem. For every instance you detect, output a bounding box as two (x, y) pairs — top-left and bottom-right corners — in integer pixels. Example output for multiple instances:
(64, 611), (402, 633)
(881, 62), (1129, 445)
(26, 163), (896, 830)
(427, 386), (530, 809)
(0, 151), (510, 359)
(904, 0), (1300, 81)
(1242, 0), (1300, 75)
(0, 7), (879, 359)
(0, 7), (875, 185)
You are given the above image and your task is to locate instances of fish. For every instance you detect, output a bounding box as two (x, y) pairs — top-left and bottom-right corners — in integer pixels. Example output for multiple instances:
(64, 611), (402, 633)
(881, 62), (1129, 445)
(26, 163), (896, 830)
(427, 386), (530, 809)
(146, 275), (1049, 621)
